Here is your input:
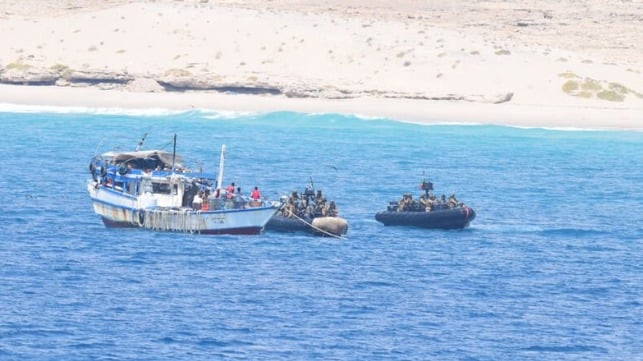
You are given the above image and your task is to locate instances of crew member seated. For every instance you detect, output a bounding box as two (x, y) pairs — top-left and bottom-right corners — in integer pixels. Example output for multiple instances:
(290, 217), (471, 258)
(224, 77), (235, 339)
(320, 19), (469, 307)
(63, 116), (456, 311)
(398, 193), (413, 211)
(282, 198), (297, 218)
(327, 201), (339, 217)
(419, 194), (434, 212)
(448, 193), (459, 208)
(314, 197), (327, 217)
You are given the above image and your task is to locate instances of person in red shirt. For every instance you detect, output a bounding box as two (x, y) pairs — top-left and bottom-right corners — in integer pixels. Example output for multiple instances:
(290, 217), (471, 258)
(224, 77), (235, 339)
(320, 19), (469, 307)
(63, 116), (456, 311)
(250, 186), (261, 200)
(225, 182), (235, 199)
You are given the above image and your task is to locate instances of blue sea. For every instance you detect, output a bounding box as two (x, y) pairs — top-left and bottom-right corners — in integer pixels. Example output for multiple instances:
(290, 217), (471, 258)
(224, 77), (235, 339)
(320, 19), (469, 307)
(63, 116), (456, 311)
(0, 108), (641, 361)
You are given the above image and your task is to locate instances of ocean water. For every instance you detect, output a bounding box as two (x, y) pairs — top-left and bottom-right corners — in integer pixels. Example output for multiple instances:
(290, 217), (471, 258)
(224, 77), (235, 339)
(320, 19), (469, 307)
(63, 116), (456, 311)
(0, 108), (641, 361)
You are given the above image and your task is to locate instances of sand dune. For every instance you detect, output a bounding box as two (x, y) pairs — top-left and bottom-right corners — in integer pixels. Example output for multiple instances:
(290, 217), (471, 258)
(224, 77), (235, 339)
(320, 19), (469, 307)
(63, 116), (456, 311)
(0, 0), (641, 128)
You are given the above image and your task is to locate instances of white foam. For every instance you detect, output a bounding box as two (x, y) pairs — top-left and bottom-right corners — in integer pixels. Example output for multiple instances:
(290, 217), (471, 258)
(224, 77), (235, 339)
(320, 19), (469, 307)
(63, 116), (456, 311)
(499, 123), (639, 132)
(0, 102), (183, 116)
(199, 109), (258, 120)
(0, 103), (260, 119)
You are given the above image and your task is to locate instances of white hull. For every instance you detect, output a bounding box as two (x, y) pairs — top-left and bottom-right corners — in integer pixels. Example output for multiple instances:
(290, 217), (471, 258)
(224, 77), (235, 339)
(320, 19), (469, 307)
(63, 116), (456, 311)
(87, 180), (277, 235)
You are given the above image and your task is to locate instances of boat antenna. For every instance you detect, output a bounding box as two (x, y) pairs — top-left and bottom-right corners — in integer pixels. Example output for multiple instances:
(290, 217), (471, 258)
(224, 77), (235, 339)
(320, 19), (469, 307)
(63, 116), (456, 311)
(420, 170), (433, 197)
(135, 132), (148, 151)
(216, 144), (226, 193)
(171, 134), (177, 173)
(94, 137), (106, 158)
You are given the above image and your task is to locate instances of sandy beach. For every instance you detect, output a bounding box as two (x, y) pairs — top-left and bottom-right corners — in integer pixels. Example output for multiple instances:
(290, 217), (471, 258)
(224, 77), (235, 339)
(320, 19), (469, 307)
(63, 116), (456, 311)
(0, 0), (641, 129)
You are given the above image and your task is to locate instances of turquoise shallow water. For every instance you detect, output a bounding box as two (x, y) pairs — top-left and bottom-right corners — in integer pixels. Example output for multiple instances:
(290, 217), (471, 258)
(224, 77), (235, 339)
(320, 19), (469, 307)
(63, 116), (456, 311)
(0, 109), (642, 360)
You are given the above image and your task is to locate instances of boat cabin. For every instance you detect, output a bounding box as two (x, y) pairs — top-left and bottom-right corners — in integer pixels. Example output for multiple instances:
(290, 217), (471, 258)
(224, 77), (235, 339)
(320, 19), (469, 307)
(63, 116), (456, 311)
(92, 150), (216, 209)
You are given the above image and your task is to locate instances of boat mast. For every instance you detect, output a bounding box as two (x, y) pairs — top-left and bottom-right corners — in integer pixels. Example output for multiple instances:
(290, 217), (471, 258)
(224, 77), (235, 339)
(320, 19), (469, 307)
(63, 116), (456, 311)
(216, 144), (226, 192)
(171, 134), (177, 173)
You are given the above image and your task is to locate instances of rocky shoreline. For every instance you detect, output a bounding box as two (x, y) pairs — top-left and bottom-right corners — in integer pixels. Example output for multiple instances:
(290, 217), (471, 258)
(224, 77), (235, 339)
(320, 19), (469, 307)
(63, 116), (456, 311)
(0, 66), (514, 103)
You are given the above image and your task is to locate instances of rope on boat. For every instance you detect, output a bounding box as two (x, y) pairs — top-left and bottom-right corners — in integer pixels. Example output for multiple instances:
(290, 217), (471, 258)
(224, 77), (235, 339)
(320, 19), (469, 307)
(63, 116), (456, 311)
(288, 211), (347, 240)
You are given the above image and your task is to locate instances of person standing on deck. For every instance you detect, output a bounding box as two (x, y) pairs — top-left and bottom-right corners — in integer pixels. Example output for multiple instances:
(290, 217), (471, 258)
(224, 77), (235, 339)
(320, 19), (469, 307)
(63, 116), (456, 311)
(250, 186), (261, 200)
(192, 192), (202, 210)
(201, 192), (209, 211)
(225, 182), (235, 199)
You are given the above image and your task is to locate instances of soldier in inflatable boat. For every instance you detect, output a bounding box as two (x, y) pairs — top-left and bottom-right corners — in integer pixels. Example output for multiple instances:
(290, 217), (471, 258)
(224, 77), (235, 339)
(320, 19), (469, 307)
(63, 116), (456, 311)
(392, 180), (462, 212)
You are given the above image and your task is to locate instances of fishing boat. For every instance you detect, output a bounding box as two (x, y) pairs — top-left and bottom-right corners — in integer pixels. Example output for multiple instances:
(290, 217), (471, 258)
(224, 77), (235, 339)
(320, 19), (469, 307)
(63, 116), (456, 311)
(86, 135), (280, 235)
(375, 180), (475, 229)
(265, 181), (348, 237)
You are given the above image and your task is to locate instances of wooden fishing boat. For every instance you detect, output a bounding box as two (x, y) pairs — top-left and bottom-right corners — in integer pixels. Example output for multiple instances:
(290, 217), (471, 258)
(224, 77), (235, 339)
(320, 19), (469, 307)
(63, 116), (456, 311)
(87, 135), (279, 235)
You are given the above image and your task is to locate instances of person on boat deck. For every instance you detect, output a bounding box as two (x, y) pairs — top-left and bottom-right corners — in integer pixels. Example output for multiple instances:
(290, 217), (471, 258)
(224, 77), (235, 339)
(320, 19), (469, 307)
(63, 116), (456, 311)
(419, 194), (434, 212)
(327, 201), (339, 217)
(448, 194), (459, 208)
(301, 199), (313, 217)
(303, 185), (314, 202)
(398, 194), (413, 211)
(192, 192), (203, 210)
(282, 197), (297, 217)
(314, 197), (327, 217)
(250, 186), (261, 200)
(201, 192), (209, 211)
(225, 182), (235, 199)
(233, 190), (245, 209)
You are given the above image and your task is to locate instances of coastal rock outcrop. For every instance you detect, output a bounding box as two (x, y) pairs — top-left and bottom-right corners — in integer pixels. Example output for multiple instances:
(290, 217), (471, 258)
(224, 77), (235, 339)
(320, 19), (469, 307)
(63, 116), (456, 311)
(0, 64), (515, 105)
(65, 70), (134, 85)
(0, 66), (59, 85)
(158, 74), (282, 95)
(127, 78), (165, 93)
(158, 75), (220, 90)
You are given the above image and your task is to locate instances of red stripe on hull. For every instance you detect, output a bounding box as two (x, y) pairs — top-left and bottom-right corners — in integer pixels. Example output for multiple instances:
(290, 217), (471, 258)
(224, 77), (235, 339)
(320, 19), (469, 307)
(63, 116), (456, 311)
(101, 217), (137, 228)
(199, 227), (262, 235)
